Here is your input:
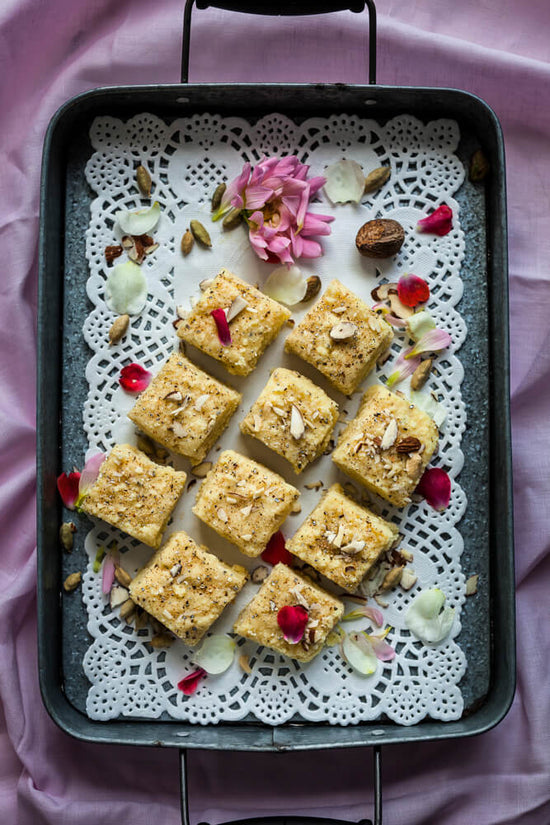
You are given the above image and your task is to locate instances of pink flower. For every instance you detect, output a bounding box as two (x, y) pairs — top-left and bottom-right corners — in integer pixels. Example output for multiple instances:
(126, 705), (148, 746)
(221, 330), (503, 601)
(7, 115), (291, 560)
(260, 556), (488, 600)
(119, 363), (152, 393)
(277, 605), (309, 644)
(417, 205), (453, 236)
(218, 157), (333, 265)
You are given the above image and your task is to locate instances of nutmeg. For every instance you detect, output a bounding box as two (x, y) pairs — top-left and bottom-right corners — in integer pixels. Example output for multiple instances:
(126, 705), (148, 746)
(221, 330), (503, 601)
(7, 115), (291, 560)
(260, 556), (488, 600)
(355, 218), (405, 258)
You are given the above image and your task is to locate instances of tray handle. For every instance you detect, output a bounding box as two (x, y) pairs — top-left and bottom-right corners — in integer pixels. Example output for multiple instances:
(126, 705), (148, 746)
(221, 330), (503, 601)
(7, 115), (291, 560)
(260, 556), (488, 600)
(181, 0), (377, 84)
(179, 746), (382, 825)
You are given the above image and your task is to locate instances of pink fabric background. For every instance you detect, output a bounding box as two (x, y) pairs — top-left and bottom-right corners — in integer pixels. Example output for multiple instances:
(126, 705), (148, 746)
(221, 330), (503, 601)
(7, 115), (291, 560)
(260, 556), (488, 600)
(2, 0), (549, 822)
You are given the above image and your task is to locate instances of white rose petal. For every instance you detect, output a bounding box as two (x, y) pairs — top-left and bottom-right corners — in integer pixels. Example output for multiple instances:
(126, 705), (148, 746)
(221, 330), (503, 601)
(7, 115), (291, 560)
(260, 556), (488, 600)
(106, 260), (148, 315)
(116, 201), (161, 235)
(263, 265), (307, 306)
(409, 390), (447, 429)
(193, 634), (236, 675)
(323, 159), (365, 205)
(405, 588), (455, 644)
(342, 631), (378, 675)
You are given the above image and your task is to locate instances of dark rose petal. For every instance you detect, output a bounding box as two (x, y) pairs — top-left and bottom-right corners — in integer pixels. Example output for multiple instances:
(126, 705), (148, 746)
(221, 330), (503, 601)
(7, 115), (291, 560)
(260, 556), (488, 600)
(261, 531), (294, 566)
(397, 273), (430, 307)
(211, 308), (232, 346)
(57, 471), (81, 510)
(277, 605), (309, 644)
(416, 467), (451, 511)
(177, 667), (207, 696)
(119, 363), (152, 393)
(417, 205), (453, 236)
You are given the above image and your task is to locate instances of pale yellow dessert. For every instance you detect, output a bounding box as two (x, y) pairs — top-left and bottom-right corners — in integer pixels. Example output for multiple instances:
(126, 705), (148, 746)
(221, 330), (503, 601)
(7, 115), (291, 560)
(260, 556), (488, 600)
(233, 563), (344, 663)
(240, 367), (339, 474)
(192, 450), (300, 557)
(127, 352), (241, 466)
(332, 384), (439, 507)
(129, 531), (248, 646)
(176, 268), (291, 376)
(285, 279), (393, 395)
(81, 444), (187, 549)
(286, 483), (399, 592)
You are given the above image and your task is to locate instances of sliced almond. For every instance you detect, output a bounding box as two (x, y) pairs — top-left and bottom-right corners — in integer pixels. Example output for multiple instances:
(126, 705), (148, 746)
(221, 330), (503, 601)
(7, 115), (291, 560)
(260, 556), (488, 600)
(371, 282), (397, 302)
(240, 504), (253, 517)
(252, 413), (262, 432)
(290, 405), (305, 440)
(330, 321), (358, 341)
(194, 394), (209, 411)
(340, 539), (366, 555)
(400, 568), (418, 591)
(170, 562), (182, 577)
(388, 292), (415, 320)
(380, 565), (404, 592)
(119, 598), (136, 620)
(164, 390), (183, 402)
(172, 421), (188, 438)
(191, 461), (212, 477)
(199, 278), (215, 291)
(380, 419), (398, 450)
(110, 585), (129, 609)
(225, 295), (248, 322)
(239, 654), (252, 674)
(251, 565), (269, 584)
(217, 507), (228, 523)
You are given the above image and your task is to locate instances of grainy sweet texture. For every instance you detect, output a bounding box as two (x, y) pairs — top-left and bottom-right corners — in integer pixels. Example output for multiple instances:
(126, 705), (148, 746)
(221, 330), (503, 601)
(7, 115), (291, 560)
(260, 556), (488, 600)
(193, 449), (300, 557)
(233, 563), (344, 662)
(285, 279), (394, 395)
(240, 367), (339, 473)
(81, 444), (187, 549)
(332, 385), (439, 507)
(177, 268), (291, 376)
(287, 483), (399, 592)
(129, 531), (248, 645)
(127, 352), (241, 465)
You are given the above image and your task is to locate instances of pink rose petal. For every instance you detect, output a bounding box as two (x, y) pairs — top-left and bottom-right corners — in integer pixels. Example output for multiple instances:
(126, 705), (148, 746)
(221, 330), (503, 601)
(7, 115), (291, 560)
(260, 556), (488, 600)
(416, 467), (451, 511)
(397, 273), (430, 307)
(417, 204), (453, 236)
(277, 605), (309, 644)
(57, 471), (81, 510)
(102, 548), (119, 595)
(119, 363), (152, 393)
(78, 452), (105, 499)
(211, 308), (232, 346)
(367, 632), (396, 662)
(363, 607), (385, 628)
(177, 667), (207, 696)
(261, 531), (294, 567)
(386, 352), (422, 388)
(406, 328), (452, 358)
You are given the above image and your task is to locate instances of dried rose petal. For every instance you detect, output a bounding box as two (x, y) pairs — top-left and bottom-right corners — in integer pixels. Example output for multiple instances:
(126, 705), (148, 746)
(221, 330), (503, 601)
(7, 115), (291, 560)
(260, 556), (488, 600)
(416, 467), (451, 511)
(277, 604), (309, 644)
(261, 531), (294, 566)
(119, 363), (152, 393)
(397, 274), (430, 307)
(211, 308), (232, 346)
(417, 205), (453, 236)
(57, 471), (81, 510)
(177, 667), (207, 696)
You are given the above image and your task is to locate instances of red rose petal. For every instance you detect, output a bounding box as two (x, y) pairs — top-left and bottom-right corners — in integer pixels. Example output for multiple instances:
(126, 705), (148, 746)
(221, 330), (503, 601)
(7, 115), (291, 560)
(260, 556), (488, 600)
(261, 531), (294, 567)
(119, 363), (152, 393)
(277, 605), (309, 644)
(177, 667), (207, 696)
(211, 308), (232, 346)
(416, 467), (451, 511)
(397, 273), (430, 307)
(57, 471), (81, 510)
(417, 204), (453, 236)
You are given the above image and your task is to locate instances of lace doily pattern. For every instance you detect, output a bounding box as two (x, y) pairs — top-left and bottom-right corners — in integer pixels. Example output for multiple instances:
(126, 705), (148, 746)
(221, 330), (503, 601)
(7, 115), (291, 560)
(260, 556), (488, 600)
(81, 113), (467, 725)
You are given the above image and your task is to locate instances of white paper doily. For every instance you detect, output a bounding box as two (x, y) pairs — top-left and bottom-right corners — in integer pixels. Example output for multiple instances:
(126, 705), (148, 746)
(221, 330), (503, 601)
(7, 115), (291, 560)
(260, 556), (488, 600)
(81, 112), (467, 726)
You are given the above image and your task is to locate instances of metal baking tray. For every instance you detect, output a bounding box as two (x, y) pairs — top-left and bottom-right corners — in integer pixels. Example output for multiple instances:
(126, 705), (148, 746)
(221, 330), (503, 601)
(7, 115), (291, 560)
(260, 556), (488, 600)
(37, 2), (515, 823)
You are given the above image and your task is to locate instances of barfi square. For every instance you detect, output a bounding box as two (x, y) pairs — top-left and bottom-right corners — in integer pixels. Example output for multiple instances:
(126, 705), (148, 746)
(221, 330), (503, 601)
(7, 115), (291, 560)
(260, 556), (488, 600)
(177, 268), (291, 376)
(193, 450), (300, 557)
(81, 444), (187, 548)
(285, 279), (393, 395)
(233, 563), (344, 663)
(240, 367), (338, 474)
(332, 384), (439, 508)
(286, 483), (399, 592)
(128, 352), (241, 466)
(129, 531), (248, 646)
